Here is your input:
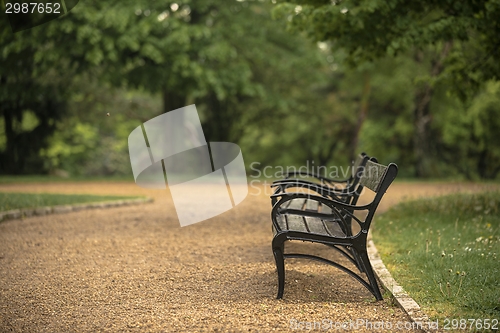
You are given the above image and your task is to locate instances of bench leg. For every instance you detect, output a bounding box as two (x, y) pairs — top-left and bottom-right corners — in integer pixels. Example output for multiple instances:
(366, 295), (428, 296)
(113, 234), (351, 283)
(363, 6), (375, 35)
(351, 248), (366, 273)
(272, 245), (285, 299)
(358, 250), (383, 301)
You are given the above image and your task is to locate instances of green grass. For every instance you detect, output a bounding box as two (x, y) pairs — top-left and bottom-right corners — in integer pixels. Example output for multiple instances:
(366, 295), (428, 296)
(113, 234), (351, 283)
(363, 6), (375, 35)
(0, 192), (141, 212)
(0, 175), (133, 184)
(373, 191), (500, 324)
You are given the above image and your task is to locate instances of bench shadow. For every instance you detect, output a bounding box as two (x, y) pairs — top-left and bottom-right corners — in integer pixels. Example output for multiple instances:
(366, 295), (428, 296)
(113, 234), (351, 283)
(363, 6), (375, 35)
(193, 241), (381, 304)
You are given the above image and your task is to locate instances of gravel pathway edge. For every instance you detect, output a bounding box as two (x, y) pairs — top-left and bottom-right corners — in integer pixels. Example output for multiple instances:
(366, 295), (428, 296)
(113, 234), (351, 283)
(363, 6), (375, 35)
(368, 234), (435, 332)
(0, 197), (154, 223)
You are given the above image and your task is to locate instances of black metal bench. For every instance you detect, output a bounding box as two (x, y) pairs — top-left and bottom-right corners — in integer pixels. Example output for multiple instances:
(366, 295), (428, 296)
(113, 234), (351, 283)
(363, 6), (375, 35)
(270, 159), (398, 300)
(271, 153), (370, 204)
(270, 153), (371, 206)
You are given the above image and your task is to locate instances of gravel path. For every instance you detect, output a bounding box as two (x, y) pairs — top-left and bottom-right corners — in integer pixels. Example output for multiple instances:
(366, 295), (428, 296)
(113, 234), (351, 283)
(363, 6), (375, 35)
(0, 181), (498, 332)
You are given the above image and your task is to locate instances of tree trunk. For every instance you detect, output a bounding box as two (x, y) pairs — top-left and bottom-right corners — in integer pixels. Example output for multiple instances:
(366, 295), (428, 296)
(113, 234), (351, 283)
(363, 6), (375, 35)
(2, 110), (17, 174)
(162, 89), (186, 114)
(202, 93), (234, 143)
(413, 42), (452, 177)
(350, 71), (371, 163)
(413, 84), (433, 177)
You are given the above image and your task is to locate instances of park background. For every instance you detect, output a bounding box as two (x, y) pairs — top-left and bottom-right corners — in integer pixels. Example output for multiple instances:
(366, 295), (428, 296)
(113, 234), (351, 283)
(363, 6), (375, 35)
(1, 0), (499, 180)
(1, 1), (500, 331)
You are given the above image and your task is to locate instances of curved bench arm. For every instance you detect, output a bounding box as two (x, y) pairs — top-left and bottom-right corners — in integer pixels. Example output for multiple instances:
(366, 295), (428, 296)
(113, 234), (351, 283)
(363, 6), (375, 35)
(283, 171), (350, 184)
(271, 192), (371, 235)
(271, 191), (370, 212)
(271, 180), (354, 200)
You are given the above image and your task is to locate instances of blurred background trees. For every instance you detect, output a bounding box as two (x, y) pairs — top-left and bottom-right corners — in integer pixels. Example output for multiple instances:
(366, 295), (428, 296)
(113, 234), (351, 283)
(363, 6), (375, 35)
(0, 0), (499, 179)
(273, 0), (500, 178)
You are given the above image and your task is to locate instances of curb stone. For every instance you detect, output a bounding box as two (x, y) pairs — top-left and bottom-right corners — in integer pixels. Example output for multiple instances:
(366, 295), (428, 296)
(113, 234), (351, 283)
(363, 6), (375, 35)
(72, 204), (89, 212)
(35, 207), (52, 216)
(4, 209), (21, 220)
(367, 235), (436, 333)
(0, 197), (153, 223)
(53, 205), (73, 214)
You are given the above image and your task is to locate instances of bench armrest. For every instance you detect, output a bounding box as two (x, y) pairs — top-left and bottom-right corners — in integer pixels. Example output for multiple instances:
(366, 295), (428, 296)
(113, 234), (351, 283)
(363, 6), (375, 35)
(284, 171), (350, 184)
(271, 191), (369, 212)
(271, 180), (352, 200)
(271, 192), (370, 236)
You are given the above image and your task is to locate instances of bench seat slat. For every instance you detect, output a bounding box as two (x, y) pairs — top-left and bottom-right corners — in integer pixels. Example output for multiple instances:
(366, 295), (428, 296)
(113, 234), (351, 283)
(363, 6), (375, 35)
(276, 213), (347, 238)
(286, 214), (309, 232)
(276, 214), (287, 230)
(305, 199), (319, 211)
(323, 219), (347, 238)
(287, 199), (306, 210)
(320, 204), (332, 214)
(303, 216), (327, 235)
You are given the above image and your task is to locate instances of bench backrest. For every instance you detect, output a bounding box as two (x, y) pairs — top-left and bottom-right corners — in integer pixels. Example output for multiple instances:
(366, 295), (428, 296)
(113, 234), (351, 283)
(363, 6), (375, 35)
(356, 160), (398, 232)
(347, 152), (370, 189)
(343, 154), (376, 206)
(335, 153), (371, 205)
(359, 160), (390, 192)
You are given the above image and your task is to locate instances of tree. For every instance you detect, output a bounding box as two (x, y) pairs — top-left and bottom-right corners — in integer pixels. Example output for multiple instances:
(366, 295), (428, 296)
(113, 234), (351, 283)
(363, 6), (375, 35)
(0, 30), (71, 173)
(273, 0), (500, 84)
(437, 81), (500, 179)
(273, 0), (500, 176)
(1, 0), (339, 175)
(0, 0), (276, 173)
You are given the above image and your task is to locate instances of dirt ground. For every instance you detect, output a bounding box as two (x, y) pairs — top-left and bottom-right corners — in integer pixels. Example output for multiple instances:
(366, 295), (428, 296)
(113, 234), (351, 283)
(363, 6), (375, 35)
(0, 180), (498, 332)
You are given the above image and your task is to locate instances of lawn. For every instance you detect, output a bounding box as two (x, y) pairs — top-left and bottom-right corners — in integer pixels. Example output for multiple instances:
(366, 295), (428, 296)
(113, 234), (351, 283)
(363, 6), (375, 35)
(0, 192), (141, 212)
(373, 191), (500, 327)
(0, 175), (132, 184)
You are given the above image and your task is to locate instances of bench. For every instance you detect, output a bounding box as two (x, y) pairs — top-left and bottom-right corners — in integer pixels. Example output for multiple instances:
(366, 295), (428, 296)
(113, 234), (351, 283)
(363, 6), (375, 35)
(271, 153), (375, 239)
(271, 153), (371, 205)
(270, 159), (398, 300)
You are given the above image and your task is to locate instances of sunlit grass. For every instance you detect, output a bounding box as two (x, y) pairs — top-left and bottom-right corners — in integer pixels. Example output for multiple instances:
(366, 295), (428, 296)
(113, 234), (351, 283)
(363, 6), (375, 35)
(0, 175), (133, 184)
(0, 192), (141, 212)
(373, 191), (500, 323)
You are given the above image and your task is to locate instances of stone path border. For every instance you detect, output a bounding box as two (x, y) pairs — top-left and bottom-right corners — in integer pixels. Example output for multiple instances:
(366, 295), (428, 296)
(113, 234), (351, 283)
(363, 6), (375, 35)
(0, 197), (154, 223)
(368, 234), (436, 332)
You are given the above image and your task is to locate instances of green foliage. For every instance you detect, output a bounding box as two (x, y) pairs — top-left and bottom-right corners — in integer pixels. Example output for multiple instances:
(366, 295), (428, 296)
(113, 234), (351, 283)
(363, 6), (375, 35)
(373, 191), (500, 320)
(358, 64), (500, 179)
(434, 81), (500, 179)
(272, 0), (500, 179)
(0, 192), (141, 211)
(2, 0), (499, 179)
(1, 0), (342, 175)
(40, 122), (98, 173)
(39, 77), (154, 176)
(273, 0), (500, 87)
